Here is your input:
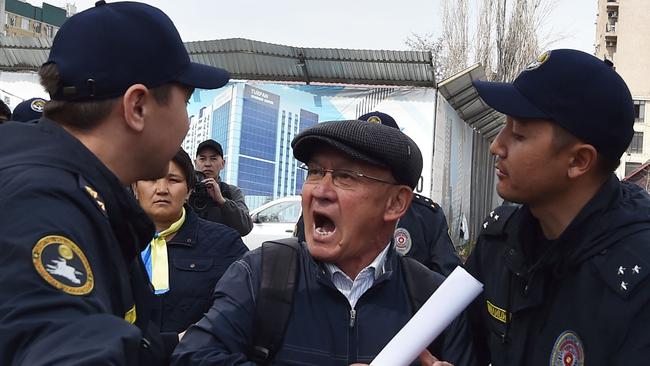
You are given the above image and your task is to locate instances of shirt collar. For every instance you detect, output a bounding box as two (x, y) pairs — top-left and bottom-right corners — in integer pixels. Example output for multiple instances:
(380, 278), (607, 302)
(325, 242), (391, 281)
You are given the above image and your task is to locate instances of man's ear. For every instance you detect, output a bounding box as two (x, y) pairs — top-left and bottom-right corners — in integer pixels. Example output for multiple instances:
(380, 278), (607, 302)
(122, 84), (149, 133)
(567, 144), (598, 179)
(384, 186), (413, 222)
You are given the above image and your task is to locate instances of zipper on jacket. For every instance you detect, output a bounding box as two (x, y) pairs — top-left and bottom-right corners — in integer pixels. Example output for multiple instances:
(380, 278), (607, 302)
(349, 309), (356, 328)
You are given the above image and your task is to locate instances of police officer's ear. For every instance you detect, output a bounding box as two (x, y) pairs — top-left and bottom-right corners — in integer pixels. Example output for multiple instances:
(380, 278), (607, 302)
(383, 185), (413, 222)
(121, 84), (150, 133)
(567, 143), (598, 179)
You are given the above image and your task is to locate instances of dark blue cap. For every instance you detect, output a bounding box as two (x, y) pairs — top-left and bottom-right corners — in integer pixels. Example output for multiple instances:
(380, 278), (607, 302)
(357, 111), (400, 129)
(473, 49), (634, 160)
(12, 98), (47, 122)
(45, 1), (230, 101)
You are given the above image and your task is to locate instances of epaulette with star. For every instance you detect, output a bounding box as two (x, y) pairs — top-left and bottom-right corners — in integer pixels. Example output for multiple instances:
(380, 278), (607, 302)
(593, 243), (650, 299)
(481, 205), (519, 236)
(412, 193), (439, 212)
(78, 176), (107, 217)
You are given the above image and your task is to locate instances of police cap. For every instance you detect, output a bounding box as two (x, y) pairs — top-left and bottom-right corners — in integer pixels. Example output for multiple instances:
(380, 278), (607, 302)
(291, 120), (423, 189)
(45, 1), (230, 102)
(12, 98), (47, 123)
(473, 49), (634, 161)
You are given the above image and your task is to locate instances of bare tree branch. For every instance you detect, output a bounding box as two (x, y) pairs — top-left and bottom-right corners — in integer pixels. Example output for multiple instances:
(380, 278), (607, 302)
(406, 0), (564, 82)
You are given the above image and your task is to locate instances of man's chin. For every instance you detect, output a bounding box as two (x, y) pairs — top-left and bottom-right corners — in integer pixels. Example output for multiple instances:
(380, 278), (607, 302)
(306, 239), (339, 261)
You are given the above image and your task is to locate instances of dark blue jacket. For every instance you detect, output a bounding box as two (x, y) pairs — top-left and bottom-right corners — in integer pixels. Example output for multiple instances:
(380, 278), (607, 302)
(397, 194), (461, 276)
(152, 207), (248, 333)
(465, 176), (650, 365)
(172, 242), (476, 365)
(0, 119), (174, 365)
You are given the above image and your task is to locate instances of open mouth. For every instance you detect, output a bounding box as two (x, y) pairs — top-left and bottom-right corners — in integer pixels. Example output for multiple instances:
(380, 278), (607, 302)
(313, 212), (336, 238)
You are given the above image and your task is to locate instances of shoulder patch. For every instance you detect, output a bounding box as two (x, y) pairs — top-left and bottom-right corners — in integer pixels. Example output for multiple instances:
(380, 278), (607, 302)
(412, 193), (439, 212)
(481, 205), (519, 236)
(393, 227), (412, 255)
(32, 235), (94, 295)
(593, 241), (650, 299)
(78, 176), (107, 217)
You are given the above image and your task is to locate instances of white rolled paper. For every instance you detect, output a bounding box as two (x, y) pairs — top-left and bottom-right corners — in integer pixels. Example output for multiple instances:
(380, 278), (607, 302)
(370, 266), (483, 366)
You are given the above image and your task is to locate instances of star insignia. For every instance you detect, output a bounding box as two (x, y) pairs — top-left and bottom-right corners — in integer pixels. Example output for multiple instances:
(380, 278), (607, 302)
(483, 222), (488, 229)
(621, 281), (628, 291)
(489, 211), (495, 218)
(633, 265), (641, 274)
(618, 266), (626, 275)
(494, 214), (500, 221)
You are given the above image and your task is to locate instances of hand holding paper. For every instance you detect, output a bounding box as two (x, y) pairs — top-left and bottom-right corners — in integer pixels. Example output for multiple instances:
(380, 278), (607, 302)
(370, 267), (483, 366)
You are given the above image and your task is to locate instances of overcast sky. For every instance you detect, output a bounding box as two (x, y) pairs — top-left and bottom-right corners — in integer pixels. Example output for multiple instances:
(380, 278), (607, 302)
(32, 0), (597, 52)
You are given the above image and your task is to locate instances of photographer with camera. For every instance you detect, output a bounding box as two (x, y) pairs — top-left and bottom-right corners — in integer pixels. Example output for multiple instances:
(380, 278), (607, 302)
(189, 139), (253, 236)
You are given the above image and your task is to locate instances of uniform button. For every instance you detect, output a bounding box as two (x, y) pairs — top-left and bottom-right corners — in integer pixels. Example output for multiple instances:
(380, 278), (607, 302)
(509, 249), (516, 256)
(189, 263), (196, 269)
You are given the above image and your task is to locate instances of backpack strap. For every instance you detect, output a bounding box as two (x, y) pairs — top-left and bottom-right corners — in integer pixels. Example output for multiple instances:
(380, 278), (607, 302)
(250, 238), (301, 365)
(399, 255), (444, 313)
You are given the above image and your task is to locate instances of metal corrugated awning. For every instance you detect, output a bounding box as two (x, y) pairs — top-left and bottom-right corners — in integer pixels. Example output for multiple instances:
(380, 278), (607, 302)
(0, 36), (436, 87)
(185, 38), (436, 87)
(0, 36), (52, 71)
(437, 64), (504, 140)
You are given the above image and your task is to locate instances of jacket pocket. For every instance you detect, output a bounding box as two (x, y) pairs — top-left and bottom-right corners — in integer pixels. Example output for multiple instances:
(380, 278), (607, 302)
(172, 257), (213, 272)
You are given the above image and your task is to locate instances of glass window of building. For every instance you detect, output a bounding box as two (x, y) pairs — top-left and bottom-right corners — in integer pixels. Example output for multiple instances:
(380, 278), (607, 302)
(634, 100), (646, 123)
(626, 162), (642, 177)
(628, 131), (644, 154)
(20, 18), (29, 31)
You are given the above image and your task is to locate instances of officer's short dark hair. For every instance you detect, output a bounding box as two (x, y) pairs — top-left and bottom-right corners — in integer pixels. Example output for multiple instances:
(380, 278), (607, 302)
(171, 148), (196, 191)
(39, 63), (176, 130)
(551, 123), (619, 176)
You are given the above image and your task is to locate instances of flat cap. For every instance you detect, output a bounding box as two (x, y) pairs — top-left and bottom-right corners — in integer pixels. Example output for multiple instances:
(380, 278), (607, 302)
(291, 120), (423, 189)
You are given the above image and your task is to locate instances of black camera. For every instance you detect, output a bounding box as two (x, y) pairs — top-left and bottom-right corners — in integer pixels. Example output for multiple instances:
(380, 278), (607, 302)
(189, 170), (209, 210)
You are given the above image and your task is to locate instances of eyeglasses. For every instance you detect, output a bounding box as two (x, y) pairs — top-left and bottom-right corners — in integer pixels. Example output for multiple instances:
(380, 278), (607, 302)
(299, 165), (397, 190)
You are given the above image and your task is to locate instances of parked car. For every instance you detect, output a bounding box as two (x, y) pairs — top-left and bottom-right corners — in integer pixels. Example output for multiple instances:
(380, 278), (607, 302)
(242, 196), (302, 250)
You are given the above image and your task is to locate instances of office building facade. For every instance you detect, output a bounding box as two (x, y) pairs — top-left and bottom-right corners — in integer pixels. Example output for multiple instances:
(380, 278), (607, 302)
(182, 83), (320, 209)
(1, 0), (73, 38)
(595, 0), (650, 178)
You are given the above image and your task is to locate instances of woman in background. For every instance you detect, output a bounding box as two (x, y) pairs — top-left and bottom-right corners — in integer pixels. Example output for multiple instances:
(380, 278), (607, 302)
(133, 148), (248, 334)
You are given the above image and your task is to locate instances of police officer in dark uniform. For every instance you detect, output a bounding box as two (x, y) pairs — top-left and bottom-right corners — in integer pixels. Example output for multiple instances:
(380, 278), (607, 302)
(465, 49), (650, 365)
(0, 2), (230, 364)
(296, 111), (461, 276)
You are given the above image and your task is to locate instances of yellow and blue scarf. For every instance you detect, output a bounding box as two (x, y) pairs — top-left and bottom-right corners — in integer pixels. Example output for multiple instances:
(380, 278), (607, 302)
(141, 207), (186, 294)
